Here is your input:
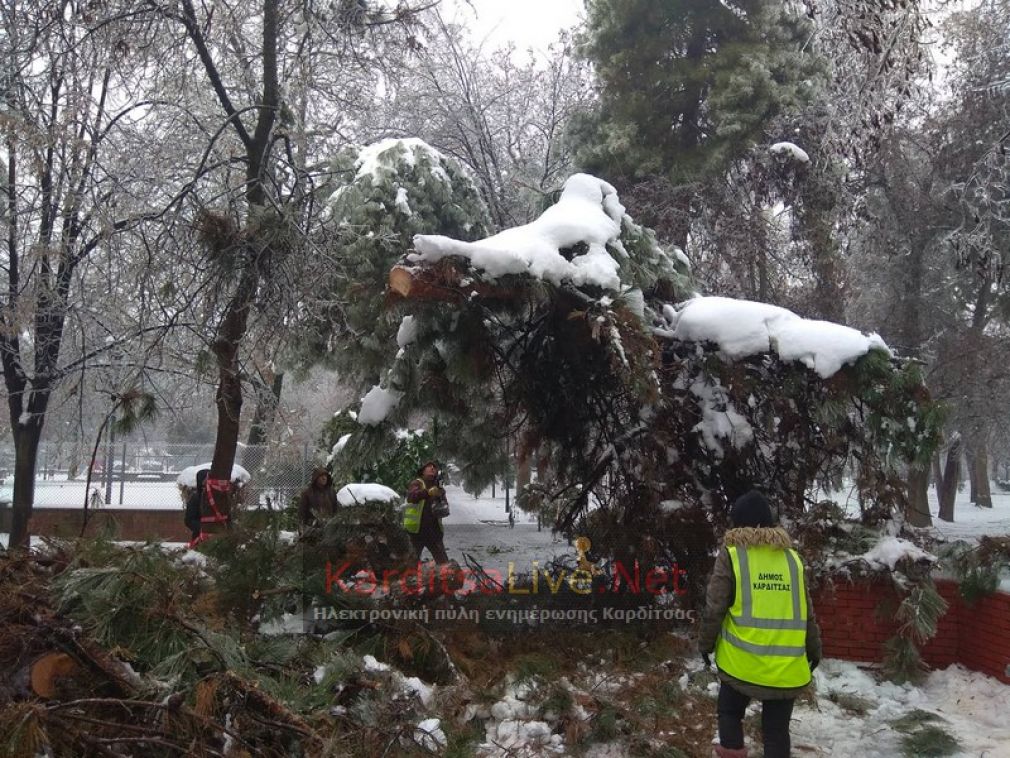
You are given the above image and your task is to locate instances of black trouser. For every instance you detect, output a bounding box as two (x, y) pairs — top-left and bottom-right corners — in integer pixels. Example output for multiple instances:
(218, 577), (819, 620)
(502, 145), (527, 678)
(409, 531), (449, 564)
(184, 499), (202, 540)
(717, 682), (794, 758)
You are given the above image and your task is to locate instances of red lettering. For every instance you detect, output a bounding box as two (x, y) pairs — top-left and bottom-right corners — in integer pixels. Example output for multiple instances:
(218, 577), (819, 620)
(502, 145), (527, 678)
(400, 563), (424, 596)
(612, 560), (641, 593)
(353, 569), (377, 596)
(645, 568), (667, 595)
(439, 563), (460, 595)
(672, 564), (688, 596)
(325, 561), (353, 594)
(480, 569), (503, 595)
(381, 568), (399, 594)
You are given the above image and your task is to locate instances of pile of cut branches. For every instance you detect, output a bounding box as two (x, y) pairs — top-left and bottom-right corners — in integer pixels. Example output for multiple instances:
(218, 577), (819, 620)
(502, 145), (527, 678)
(0, 536), (456, 758)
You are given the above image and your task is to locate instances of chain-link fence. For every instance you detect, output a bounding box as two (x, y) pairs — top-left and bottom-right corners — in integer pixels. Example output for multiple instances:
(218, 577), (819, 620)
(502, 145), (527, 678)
(0, 441), (317, 510)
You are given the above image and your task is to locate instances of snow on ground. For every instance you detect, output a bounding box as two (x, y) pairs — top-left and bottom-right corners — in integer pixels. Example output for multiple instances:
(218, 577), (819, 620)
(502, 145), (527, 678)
(0, 479), (193, 508)
(439, 486), (574, 575)
(814, 483), (1010, 541)
(0, 484), (575, 575)
(791, 660), (1010, 757)
(6, 477), (1010, 756)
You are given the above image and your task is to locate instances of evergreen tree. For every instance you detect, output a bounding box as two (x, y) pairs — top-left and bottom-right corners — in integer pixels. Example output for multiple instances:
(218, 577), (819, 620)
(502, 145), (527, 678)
(299, 138), (491, 384)
(351, 173), (940, 585)
(574, 0), (818, 244)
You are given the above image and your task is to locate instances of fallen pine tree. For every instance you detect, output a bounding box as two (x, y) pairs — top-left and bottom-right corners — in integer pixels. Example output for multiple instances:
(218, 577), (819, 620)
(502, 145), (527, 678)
(0, 527), (729, 758)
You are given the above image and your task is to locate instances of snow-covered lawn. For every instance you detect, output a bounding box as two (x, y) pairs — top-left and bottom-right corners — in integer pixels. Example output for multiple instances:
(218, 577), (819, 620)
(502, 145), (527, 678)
(792, 660), (1010, 758)
(814, 483), (1010, 540)
(926, 491), (1010, 541)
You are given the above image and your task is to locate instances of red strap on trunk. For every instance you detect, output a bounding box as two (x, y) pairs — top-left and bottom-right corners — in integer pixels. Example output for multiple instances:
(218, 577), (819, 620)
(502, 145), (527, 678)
(200, 477), (233, 524)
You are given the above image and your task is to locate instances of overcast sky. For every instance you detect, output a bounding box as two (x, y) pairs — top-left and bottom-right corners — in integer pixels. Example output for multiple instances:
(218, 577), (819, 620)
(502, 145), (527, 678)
(441, 0), (585, 53)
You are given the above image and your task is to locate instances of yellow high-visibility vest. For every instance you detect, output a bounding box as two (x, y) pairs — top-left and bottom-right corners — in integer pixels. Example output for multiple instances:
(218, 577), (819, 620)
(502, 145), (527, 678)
(402, 478), (426, 534)
(714, 544), (812, 689)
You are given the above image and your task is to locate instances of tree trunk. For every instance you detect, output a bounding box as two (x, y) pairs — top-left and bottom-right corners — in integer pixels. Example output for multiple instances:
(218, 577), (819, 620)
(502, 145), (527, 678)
(190, 0), (280, 518)
(246, 371), (283, 447)
(808, 216), (844, 322)
(208, 301), (251, 517)
(969, 441), (992, 507)
(931, 453), (943, 490)
(969, 445), (979, 503)
(757, 247), (770, 303)
(9, 420), (44, 548)
(243, 371), (283, 509)
(937, 436), (962, 522)
(516, 450), (531, 497)
(905, 465), (932, 527)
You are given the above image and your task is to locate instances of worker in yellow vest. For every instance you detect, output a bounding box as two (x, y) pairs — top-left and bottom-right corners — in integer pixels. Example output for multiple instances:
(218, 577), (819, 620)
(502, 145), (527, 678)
(403, 460), (450, 564)
(698, 490), (822, 758)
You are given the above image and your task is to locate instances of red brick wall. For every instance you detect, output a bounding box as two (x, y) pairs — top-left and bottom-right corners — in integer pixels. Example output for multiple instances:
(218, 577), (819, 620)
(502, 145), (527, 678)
(17, 507), (192, 543)
(813, 579), (1010, 684)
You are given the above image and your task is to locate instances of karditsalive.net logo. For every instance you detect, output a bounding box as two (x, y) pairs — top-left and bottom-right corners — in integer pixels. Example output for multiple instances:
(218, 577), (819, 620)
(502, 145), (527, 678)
(320, 537), (690, 598)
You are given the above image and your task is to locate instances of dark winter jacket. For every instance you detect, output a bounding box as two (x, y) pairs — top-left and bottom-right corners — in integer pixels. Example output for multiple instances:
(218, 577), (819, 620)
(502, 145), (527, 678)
(184, 469), (210, 537)
(298, 468), (339, 527)
(698, 526), (823, 700)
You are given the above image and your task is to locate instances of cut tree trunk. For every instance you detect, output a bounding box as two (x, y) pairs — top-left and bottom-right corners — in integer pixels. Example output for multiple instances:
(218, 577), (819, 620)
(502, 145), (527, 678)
(937, 436), (962, 522)
(905, 465), (932, 527)
(30, 652), (81, 698)
(389, 262), (514, 303)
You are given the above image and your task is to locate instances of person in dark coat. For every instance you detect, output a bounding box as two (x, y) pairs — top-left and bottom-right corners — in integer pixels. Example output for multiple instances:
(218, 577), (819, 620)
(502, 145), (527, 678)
(184, 469), (209, 542)
(298, 467), (339, 528)
(403, 460), (450, 564)
(698, 490), (823, 758)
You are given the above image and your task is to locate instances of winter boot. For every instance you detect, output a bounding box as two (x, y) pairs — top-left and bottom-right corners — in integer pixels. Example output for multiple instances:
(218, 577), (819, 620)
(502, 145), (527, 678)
(713, 745), (749, 758)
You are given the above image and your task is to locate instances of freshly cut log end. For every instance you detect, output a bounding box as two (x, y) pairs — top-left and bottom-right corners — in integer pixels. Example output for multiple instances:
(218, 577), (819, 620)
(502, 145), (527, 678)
(388, 260), (515, 303)
(389, 264), (415, 297)
(388, 263), (455, 301)
(30, 651), (80, 698)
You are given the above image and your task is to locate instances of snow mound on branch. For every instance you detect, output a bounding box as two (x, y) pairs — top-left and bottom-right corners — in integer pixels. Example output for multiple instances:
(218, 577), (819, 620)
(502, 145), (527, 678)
(666, 296), (890, 378)
(336, 483), (400, 506)
(410, 173), (625, 291)
(331, 433), (352, 458)
(358, 385), (403, 425)
(175, 463), (250, 488)
(770, 141), (810, 163)
(858, 536), (936, 570)
(354, 138), (451, 184)
(691, 378), (753, 456)
(396, 315), (418, 348)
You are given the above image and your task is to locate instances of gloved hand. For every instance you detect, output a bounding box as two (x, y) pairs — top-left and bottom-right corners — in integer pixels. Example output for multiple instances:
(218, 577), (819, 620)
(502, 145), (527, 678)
(702, 653), (712, 669)
(427, 486), (444, 498)
(808, 656), (820, 672)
